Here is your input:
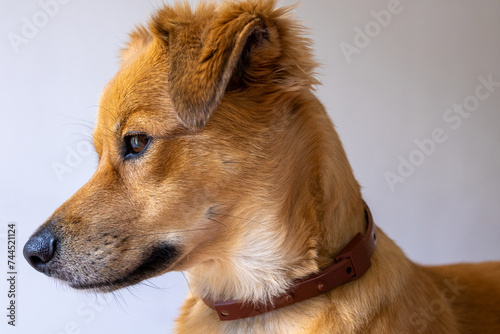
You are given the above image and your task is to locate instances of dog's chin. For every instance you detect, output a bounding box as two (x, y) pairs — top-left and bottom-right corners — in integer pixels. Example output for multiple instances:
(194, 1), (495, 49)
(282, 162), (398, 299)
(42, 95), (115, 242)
(68, 242), (180, 292)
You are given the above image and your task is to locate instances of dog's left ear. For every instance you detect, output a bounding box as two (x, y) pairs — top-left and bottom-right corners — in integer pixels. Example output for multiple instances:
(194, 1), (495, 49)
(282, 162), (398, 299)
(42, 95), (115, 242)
(121, 25), (153, 67)
(151, 2), (281, 130)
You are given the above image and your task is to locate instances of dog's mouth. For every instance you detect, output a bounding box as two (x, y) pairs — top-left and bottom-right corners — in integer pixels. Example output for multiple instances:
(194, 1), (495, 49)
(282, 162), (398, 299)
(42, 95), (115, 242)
(69, 242), (179, 292)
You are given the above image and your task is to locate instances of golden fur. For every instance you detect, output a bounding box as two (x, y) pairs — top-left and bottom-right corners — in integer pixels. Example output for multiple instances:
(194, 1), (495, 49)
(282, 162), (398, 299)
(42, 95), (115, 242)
(26, 1), (500, 333)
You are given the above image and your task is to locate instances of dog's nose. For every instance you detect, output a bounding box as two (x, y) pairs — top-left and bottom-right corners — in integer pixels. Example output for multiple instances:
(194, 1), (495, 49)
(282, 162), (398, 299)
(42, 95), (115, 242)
(23, 227), (57, 275)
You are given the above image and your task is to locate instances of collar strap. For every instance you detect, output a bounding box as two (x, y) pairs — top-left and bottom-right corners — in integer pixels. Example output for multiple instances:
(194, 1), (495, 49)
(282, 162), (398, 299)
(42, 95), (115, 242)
(201, 201), (377, 321)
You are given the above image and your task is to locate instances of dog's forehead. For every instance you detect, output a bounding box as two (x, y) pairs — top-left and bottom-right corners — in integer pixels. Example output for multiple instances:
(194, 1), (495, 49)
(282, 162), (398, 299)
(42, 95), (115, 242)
(96, 41), (178, 139)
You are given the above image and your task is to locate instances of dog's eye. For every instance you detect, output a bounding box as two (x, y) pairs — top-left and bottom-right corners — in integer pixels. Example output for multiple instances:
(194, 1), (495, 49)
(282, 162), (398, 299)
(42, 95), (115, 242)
(124, 134), (150, 159)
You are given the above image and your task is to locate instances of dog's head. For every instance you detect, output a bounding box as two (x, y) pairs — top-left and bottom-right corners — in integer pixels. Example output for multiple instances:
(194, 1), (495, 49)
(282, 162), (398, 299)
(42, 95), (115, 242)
(24, 0), (359, 298)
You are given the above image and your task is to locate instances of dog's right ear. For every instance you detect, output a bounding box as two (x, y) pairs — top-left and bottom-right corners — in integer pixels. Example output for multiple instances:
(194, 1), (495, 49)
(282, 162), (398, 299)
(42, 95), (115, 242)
(150, 1), (282, 131)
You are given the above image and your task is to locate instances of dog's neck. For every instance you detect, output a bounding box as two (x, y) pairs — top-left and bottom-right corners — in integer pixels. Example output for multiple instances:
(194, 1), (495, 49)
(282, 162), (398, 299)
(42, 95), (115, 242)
(200, 203), (377, 321)
(186, 94), (367, 306)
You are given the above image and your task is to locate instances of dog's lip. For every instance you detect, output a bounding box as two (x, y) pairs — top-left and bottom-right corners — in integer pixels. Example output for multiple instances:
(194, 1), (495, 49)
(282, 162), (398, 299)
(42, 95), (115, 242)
(69, 273), (145, 291)
(69, 242), (179, 291)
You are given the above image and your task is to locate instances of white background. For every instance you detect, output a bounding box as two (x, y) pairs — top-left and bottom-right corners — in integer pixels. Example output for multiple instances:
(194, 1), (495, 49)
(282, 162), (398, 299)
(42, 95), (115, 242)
(1, 0), (499, 333)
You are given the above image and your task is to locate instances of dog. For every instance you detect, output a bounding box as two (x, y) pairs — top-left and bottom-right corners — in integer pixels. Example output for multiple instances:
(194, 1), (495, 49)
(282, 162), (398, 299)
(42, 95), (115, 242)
(24, 0), (500, 333)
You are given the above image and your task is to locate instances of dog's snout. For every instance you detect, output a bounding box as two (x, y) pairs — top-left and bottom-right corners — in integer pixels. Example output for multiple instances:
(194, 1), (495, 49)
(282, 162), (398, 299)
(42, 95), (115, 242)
(23, 227), (57, 275)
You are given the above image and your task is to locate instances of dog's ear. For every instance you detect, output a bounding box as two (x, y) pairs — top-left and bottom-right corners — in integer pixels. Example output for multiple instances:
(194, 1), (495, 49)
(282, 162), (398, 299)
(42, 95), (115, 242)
(151, 1), (281, 130)
(121, 25), (153, 67)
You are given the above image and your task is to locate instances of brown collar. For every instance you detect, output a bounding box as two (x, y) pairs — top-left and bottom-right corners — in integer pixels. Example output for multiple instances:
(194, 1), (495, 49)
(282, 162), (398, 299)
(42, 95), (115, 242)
(201, 201), (378, 321)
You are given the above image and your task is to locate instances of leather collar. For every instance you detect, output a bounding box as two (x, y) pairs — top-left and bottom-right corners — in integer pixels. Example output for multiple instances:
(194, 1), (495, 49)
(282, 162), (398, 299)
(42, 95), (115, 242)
(201, 201), (377, 321)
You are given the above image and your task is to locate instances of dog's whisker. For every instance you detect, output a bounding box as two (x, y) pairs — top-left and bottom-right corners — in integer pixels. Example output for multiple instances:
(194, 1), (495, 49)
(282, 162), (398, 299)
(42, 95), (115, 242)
(181, 271), (196, 296)
(123, 227), (217, 241)
(125, 287), (144, 301)
(206, 217), (227, 227)
(101, 125), (118, 138)
(84, 104), (102, 111)
(91, 104), (123, 138)
(59, 113), (97, 126)
(91, 291), (101, 305)
(98, 105), (120, 123)
(67, 138), (95, 147)
(182, 270), (207, 282)
(111, 290), (128, 311)
(140, 279), (164, 290)
(99, 293), (112, 310)
(209, 212), (270, 226)
(60, 122), (96, 131)
(66, 130), (94, 138)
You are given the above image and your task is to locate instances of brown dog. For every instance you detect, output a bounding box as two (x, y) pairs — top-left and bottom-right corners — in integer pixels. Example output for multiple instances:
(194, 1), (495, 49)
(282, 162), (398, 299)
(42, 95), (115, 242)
(24, 0), (500, 333)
